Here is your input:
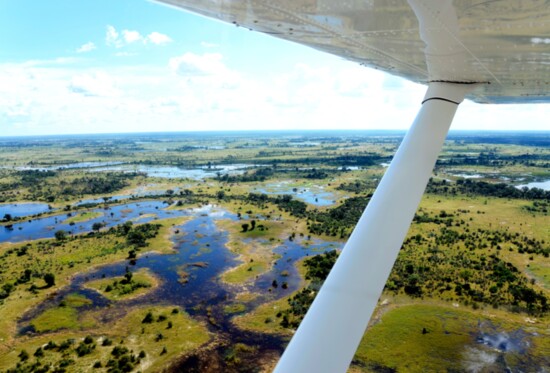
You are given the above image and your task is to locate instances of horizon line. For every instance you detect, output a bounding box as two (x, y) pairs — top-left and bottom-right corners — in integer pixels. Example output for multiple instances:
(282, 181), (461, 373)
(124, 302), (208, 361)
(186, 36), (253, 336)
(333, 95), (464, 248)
(1, 128), (549, 139)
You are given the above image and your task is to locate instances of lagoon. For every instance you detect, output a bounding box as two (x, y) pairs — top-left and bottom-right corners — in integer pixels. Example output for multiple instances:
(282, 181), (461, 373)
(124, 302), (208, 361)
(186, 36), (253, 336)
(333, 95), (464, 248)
(0, 202), (51, 219)
(516, 179), (550, 191)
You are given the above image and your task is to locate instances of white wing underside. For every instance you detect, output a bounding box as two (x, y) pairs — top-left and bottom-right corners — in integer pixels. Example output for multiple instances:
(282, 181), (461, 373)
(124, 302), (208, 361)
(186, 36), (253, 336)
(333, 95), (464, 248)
(156, 0), (550, 104)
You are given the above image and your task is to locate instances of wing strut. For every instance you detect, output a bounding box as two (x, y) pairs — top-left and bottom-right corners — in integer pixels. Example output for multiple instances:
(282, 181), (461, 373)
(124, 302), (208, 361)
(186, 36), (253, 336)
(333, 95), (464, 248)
(274, 82), (474, 373)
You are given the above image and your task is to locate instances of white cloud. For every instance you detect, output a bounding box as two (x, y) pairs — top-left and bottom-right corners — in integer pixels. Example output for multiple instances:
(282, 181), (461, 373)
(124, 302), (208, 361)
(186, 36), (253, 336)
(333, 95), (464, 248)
(147, 32), (172, 45)
(106, 26), (144, 47)
(68, 72), (120, 97)
(3, 99), (32, 119)
(1, 54), (549, 137)
(105, 25), (122, 48)
(76, 42), (96, 53)
(169, 52), (227, 76)
(168, 52), (242, 91)
(105, 25), (171, 49)
(122, 29), (143, 44)
(22, 57), (79, 67)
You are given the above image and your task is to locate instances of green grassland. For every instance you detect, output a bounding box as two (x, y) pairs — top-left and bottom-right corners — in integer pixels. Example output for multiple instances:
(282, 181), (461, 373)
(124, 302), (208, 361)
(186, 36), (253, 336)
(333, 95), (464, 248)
(0, 306), (210, 373)
(64, 211), (103, 224)
(0, 217), (184, 350)
(232, 257), (310, 335)
(354, 302), (550, 372)
(216, 219), (287, 284)
(84, 268), (159, 301)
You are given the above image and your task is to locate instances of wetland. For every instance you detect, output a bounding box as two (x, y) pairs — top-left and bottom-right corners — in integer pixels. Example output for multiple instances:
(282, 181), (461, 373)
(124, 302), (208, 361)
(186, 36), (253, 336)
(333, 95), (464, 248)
(0, 130), (548, 372)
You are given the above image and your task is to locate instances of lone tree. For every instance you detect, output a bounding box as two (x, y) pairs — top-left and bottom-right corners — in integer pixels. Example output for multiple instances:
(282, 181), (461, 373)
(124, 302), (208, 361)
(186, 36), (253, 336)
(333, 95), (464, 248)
(92, 222), (104, 232)
(54, 230), (67, 241)
(44, 273), (55, 287)
(18, 350), (29, 362)
(123, 270), (133, 284)
(250, 220), (256, 230)
(142, 312), (154, 324)
(241, 223), (249, 232)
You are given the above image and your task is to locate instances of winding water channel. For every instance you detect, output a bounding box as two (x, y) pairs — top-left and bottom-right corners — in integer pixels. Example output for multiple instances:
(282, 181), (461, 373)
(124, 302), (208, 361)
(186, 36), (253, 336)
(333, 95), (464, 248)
(6, 201), (341, 370)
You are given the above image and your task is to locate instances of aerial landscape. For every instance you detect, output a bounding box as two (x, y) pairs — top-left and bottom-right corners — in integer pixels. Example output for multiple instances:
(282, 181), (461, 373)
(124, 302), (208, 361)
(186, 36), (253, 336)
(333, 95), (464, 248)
(0, 130), (548, 372)
(2, 0), (550, 372)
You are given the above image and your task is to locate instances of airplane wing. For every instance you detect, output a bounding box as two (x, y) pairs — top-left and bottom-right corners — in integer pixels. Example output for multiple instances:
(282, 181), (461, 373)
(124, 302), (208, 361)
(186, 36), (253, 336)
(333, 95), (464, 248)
(154, 1), (550, 372)
(156, 0), (550, 104)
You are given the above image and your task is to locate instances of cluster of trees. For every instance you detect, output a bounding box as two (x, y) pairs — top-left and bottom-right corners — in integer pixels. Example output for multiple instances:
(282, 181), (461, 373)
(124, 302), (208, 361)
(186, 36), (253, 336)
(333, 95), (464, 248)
(524, 200), (548, 214)
(0, 170), (56, 202)
(244, 193), (308, 218)
(0, 268), (55, 300)
(272, 195), (308, 218)
(241, 219), (257, 232)
(336, 180), (376, 194)
(9, 337), (147, 373)
(216, 166), (337, 183)
(8, 171), (140, 203)
(113, 221), (161, 249)
(302, 169), (329, 179)
(217, 167), (275, 183)
(112, 221), (160, 263)
(104, 268), (149, 296)
(387, 227), (548, 314)
(413, 210), (459, 227)
(56, 174), (135, 198)
(20, 170), (57, 186)
(0, 222), (160, 304)
(244, 192), (369, 238)
(307, 197), (370, 238)
(274, 217), (547, 331)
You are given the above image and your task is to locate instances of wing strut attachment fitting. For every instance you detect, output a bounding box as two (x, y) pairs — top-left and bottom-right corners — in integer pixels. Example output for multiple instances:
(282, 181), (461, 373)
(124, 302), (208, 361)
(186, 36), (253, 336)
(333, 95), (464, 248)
(274, 82), (475, 373)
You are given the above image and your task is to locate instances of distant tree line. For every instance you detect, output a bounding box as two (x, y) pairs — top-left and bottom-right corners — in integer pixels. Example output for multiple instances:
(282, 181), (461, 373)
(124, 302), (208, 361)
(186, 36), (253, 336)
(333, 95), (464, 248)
(426, 178), (550, 200)
(1, 171), (141, 203)
(436, 152), (548, 168)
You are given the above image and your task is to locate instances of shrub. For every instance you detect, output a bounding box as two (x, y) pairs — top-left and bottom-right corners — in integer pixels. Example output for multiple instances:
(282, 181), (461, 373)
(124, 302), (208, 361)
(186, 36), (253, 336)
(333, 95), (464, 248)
(142, 312), (154, 324)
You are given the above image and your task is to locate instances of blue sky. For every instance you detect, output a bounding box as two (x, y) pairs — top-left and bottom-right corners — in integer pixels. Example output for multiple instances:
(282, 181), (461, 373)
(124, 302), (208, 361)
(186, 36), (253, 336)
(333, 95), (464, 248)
(0, 0), (548, 136)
